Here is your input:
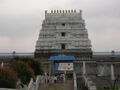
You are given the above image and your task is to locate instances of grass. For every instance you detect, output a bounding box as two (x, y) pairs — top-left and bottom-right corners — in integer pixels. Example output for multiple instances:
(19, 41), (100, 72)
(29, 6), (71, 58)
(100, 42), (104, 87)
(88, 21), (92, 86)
(97, 86), (120, 90)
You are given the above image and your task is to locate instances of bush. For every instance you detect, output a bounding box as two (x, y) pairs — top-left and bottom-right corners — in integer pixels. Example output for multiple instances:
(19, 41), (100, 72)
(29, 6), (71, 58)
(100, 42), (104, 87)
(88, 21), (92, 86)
(0, 67), (18, 88)
(11, 61), (34, 85)
(13, 57), (44, 75)
(29, 60), (44, 75)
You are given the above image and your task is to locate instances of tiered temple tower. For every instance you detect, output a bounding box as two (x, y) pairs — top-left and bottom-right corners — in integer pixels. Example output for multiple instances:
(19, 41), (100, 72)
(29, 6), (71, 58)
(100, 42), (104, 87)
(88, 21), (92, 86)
(35, 10), (93, 75)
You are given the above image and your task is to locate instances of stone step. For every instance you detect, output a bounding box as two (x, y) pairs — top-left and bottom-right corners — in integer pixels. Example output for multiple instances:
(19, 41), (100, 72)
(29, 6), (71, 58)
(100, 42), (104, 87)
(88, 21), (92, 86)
(39, 80), (74, 90)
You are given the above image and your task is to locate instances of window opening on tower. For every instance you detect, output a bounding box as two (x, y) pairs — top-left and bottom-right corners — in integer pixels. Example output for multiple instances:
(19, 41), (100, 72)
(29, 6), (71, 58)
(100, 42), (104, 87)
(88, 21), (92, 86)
(62, 23), (65, 26)
(61, 44), (65, 49)
(61, 32), (66, 37)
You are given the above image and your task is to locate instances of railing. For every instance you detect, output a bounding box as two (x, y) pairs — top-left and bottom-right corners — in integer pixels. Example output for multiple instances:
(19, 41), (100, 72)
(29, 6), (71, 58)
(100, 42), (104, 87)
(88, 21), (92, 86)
(0, 51), (120, 57)
(0, 53), (34, 56)
(73, 71), (77, 90)
(93, 52), (120, 56)
(0, 75), (41, 90)
(0, 88), (24, 90)
(27, 78), (35, 90)
(27, 75), (41, 90)
(0, 53), (34, 58)
(35, 49), (92, 53)
(83, 75), (97, 90)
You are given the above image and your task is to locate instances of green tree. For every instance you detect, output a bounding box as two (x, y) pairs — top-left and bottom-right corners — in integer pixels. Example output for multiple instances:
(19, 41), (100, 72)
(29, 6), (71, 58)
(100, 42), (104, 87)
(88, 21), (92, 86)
(13, 57), (44, 75)
(11, 61), (34, 85)
(30, 60), (44, 75)
(0, 67), (18, 88)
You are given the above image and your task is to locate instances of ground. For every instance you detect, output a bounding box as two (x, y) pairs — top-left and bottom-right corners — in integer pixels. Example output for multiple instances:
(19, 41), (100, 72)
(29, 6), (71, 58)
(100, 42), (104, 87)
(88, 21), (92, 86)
(39, 80), (74, 90)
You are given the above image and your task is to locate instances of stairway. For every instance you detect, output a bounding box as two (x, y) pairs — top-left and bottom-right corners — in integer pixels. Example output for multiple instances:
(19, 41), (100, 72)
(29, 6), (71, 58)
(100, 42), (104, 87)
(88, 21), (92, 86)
(39, 80), (74, 90)
(77, 77), (88, 90)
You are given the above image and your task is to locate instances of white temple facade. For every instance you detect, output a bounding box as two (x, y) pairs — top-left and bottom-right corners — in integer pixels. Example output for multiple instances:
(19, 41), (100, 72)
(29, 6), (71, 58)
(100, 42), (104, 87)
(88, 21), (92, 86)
(35, 10), (91, 51)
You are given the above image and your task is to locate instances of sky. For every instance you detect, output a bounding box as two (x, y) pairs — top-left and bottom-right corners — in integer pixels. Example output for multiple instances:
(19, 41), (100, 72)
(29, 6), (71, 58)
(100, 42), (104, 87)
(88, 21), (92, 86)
(0, 0), (120, 52)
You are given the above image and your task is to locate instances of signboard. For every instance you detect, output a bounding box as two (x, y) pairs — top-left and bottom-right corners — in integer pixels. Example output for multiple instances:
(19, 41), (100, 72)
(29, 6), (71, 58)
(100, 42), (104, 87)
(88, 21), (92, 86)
(54, 63), (73, 71)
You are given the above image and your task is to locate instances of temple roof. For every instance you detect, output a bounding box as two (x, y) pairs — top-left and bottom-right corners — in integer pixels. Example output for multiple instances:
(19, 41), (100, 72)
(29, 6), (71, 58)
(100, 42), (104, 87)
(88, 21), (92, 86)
(49, 54), (75, 61)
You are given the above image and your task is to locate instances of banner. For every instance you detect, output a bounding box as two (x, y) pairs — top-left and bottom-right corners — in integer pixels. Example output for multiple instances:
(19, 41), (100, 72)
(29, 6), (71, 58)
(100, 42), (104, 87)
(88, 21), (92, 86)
(54, 63), (73, 71)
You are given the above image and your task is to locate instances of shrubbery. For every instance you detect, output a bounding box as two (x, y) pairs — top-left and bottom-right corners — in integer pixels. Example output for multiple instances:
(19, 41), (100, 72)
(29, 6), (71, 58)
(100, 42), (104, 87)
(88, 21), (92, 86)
(10, 61), (34, 85)
(13, 57), (44, 75)
(0, 57), (44, 88)
(0, 67), (18, 88)
(26, 59), (44, 75)
(11, 57), (44, 84)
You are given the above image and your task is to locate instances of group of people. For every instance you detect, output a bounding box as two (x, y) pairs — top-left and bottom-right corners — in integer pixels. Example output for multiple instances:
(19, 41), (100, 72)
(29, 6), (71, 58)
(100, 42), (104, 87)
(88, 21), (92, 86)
(39, 74), (66, 84)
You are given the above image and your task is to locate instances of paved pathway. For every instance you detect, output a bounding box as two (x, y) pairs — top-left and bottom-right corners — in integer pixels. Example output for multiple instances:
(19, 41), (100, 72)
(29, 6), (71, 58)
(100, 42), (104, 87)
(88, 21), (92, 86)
(39, 80), (74, 90)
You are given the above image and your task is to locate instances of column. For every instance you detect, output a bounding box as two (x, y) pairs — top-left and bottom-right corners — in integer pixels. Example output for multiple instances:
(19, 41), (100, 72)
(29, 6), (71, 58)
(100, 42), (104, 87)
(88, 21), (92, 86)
(111, 64), (115, 80)
(52, 61), (54, 74)
(49, 62), (52, 75)
(83, 61), (86, 75)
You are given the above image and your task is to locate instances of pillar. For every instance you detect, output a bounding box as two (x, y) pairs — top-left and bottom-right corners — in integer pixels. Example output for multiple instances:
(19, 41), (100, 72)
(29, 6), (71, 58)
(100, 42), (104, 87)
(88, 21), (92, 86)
(52, 61), (54, 74)
(111, 64), (115, 80)
(49, 62), (52, 75)
(83, 61), (86, 75)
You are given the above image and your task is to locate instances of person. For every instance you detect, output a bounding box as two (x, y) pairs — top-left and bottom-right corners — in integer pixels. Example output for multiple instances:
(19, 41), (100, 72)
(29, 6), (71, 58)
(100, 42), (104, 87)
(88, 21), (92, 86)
(60, 74), (63, 83)
(57, 75), (60, 83)
(51, 76), (54, 83)
(47, 75), (50, 83)
(62, 74), (66, 83)
(53, 76), (57, 83)
(41, 75), (45, 84)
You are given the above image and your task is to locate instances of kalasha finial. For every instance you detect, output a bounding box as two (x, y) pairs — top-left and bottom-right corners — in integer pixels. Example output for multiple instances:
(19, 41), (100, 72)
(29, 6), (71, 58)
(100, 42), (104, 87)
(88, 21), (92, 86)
(57, 10), (59, 13)
(63, 10), (64, 13)
(71, 10), (73, 13)
(65, 10), (67, 13)
(60, 10), (61, 13)
(54, 10), (56, 13)
(79, 9), (82, 14)
(45, 10), (47, 14)
(68, 10), (70, 13)
(74, 9), (76, 13)
(51, 10), (53, 13)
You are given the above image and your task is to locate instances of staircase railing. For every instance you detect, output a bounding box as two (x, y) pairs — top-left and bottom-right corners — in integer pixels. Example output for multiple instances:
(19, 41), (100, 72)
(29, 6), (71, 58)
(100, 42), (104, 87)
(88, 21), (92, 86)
(83, 75), (97, 90)
(73, 71), (77, 90)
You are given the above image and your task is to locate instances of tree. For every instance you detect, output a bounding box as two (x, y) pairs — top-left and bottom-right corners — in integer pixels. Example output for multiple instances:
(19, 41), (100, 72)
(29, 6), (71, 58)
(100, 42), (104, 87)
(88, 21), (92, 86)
(10, 61), (34, 85)
(29, 60), (44, 75)
(0, 67), (18, 88)
(13, 57), (44, 75)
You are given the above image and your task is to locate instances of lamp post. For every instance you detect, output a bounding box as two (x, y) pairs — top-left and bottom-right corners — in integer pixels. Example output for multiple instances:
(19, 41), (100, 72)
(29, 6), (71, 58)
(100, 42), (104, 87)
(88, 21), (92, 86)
(12, 51), (16, 59)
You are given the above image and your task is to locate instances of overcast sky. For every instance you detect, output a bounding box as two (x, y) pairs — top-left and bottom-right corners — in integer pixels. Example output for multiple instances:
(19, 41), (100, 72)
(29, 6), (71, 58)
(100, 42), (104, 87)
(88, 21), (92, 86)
(0, 0), (120, 52)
